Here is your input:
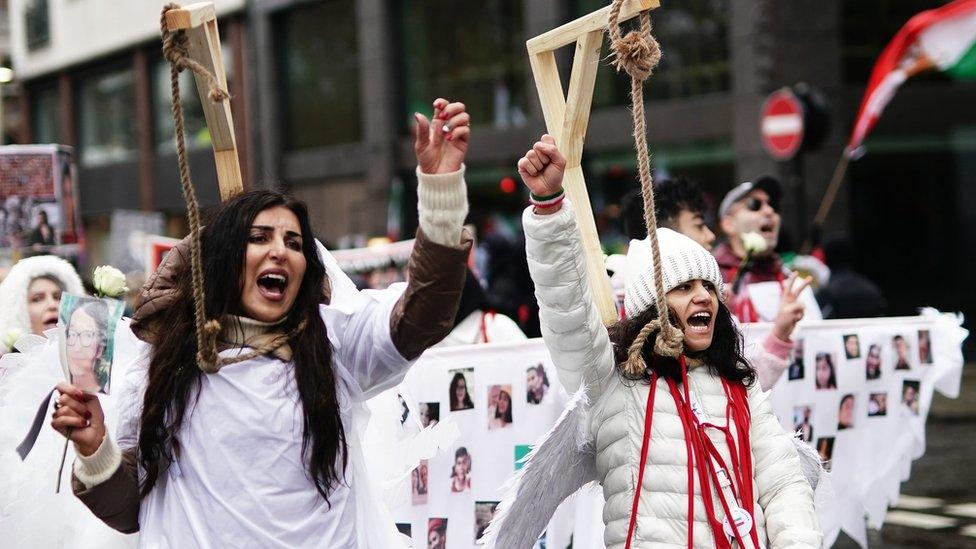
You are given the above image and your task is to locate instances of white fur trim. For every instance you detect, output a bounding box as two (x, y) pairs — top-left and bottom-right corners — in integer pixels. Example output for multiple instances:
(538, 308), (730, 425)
(0, 256), (85, 351)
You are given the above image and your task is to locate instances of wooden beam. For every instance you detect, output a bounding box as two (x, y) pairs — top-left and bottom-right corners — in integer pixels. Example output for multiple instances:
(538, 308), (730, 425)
(526, 0), (657, 55)
(163, 2), (242, 200)
(526, 0), (662, 325)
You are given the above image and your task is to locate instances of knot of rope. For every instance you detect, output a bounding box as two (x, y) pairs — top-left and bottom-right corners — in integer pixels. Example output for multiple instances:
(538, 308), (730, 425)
(607, 3), (662, 81)
(606, 0), (682, 366)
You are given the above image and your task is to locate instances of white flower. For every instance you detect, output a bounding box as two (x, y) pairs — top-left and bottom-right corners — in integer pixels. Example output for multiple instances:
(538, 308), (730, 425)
(3, 327), (24, 350)
(741, 231), (768, 255)
(92, 265), (128, 298)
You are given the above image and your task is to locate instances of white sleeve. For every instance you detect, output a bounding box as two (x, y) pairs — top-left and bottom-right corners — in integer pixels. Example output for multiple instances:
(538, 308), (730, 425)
(318, 241), (412, 401)
(113, 320), (152, 451)
(749, 384), (823, 548)
(523, 201), (616, 398)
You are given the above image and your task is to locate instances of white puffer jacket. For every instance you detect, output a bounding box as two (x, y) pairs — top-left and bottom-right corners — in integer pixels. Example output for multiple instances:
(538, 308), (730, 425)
(524, 202), (821, 548)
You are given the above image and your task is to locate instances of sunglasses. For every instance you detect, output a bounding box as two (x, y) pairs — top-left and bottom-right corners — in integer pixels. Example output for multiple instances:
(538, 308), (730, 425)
(744, 196), (778, 212)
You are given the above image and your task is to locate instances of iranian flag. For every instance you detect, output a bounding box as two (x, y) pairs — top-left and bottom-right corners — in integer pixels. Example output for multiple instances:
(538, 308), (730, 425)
(847, 0), (976, 154)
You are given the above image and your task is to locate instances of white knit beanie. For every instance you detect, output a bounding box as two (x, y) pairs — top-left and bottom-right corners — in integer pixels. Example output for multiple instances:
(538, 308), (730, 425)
(624, 228), (724, 318)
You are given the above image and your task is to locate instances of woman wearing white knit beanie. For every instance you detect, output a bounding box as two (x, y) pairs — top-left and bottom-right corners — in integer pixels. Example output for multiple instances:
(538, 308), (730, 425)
(484, 135), (821, 549)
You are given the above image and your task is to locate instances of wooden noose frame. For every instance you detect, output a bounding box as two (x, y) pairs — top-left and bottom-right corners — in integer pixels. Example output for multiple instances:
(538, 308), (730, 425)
(527, 0), (681, 375)
(161, 3), (301, 372)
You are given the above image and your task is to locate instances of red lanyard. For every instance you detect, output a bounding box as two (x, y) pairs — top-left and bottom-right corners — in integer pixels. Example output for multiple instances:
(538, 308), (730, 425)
(624, 356), (759, 549)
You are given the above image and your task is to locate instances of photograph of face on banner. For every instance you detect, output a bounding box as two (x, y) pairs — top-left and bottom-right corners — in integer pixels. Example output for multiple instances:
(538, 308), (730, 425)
(865, 343), (882, 380)
(427, 518), (447, 549)
(868, 392), (888, 417)
(902, 380), (921, 415)
(918, 330), (933, 364)
(419, 402), (440, 428)
(58, 294), (125, 394)
(474, 501), (500, 542)
(787, 338), (804, 380)
(838, 394), (856, 430)
(816, 437), (835, 471)
(893, 335), (912, 370)
(843, 334), (861, 359)
(526, 363), (549, 404)
(411, 460), (429, 505)
(450, 447), (472, 493)
(448, 368), (474, 411)
(487, 384), (513, 430)
(793, 405), (814, 442)
(814, 352), (837, 390)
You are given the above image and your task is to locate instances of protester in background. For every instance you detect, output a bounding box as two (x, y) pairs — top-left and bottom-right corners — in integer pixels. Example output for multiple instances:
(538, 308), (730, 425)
(816, 234), (885, 319)
(624, 177), (716, 250)
(436, 268), (525, 346)
(715, 175), (823, 323)
(0, 255), (85, 354)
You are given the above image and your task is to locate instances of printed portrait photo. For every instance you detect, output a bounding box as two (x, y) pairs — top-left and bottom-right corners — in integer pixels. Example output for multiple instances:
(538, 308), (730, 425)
(843, 334), (861, 360)
(428, 518), (447, 549)
(450, 447), (472, 493)
(902, 380), (921, 416)
(918, 330), (933, 364)
(475, 501), (500, 542)
(787, 339), (805, 381)
(419, 402), (440, 428)
(793, 405), (814, 442)
(487, 384), (514, 430)
(837, 394), (856, 430)
(526, 363), (550, 404)
(58, 294), (125, 395)
(399, 394), (410, 425)
(865, 343), (882, 380)
(411, 460), (429, 505)
(816, 437), (835, 471)
(814, 352), (837, 390)
(396, 523), (412, 537)
(448, 368), (475, 411)
(893, 335), (911, 370)
(868, 392), (888, 417)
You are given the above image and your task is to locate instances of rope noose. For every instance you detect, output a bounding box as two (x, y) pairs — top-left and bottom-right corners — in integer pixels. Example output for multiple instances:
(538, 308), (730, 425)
(160, 4), (307, 372)
(607, 0), (683, 376)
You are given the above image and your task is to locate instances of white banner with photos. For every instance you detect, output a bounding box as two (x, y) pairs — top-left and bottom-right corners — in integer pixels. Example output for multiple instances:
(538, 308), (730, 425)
(388, 310), (966, 548)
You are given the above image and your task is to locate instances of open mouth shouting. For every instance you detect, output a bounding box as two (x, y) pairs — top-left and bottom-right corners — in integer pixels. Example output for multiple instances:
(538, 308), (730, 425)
(42, 312), (59, 331)
(686, 310), (713, 334)
(256, 269), (290, 302)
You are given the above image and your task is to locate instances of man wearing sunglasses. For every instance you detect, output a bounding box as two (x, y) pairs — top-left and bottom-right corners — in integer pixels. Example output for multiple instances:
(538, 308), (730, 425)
(713, 176), (823, 387)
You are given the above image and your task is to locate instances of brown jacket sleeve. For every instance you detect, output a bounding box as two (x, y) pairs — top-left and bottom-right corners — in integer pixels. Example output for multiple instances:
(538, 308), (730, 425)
(389, 227), (473, 360)
(72, 448), (141, 534)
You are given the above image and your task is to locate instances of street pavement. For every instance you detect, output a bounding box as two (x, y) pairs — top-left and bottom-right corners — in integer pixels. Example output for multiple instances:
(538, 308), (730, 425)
(834, 363), (976, 548)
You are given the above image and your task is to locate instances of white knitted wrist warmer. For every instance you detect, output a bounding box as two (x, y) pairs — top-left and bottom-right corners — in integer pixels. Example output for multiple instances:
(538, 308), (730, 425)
(416, 165), (469, 246)
(74, 433), (122, 489)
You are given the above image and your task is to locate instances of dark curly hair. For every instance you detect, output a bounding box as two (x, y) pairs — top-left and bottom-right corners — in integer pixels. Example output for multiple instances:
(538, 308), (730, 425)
(608, 300), (755, 385)
(622, 177), (708, 241)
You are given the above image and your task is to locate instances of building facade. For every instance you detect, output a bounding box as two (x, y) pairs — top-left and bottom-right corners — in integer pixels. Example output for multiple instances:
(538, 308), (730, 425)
(5, 0), (976, 323)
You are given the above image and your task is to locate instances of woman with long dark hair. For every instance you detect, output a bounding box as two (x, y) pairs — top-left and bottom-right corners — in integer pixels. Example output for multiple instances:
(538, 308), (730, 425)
(49, 99), (474, 547)
(484, 136), (820, 548)
(449, 371), (474, 410)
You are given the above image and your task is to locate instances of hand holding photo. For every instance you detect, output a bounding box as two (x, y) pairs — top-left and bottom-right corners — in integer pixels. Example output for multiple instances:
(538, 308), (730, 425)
(58, 293), (125, 394)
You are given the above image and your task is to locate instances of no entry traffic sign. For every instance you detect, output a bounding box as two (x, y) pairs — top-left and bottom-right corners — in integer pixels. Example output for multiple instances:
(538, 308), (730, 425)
(760, 88), (805, 161)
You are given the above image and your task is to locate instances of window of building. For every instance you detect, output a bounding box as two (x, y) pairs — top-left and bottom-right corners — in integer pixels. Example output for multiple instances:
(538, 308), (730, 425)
(24, 0), (50, 51)
(30, 83), (60, 144)
(842, 0), (950, 84)
(276, 0), (362, 150)
(573, 0), (731, 107)
(152, 42), (233, 153)
(398, 0), (527, 131)
(77, 67), (137, 166)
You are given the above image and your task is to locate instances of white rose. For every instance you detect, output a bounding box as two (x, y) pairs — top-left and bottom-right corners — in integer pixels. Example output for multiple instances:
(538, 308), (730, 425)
(3, 327), (24, 350)
(93, 265), (129, 298)
(741, 231), (768, 255)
